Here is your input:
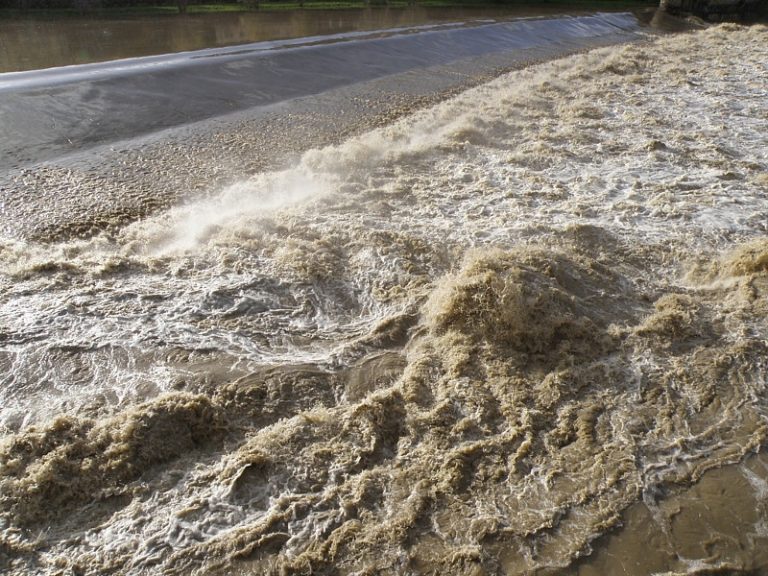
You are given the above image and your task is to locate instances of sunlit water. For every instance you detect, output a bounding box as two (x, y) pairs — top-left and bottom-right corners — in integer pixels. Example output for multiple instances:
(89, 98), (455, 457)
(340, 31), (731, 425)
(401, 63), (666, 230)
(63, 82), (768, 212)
(1, 18), (768, 576)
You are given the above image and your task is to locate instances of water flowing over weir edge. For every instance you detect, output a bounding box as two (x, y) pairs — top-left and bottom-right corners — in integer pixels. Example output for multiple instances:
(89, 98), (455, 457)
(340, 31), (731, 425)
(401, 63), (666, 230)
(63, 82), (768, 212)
(0, 12), (642, 170)
(2, 21), (768, 576)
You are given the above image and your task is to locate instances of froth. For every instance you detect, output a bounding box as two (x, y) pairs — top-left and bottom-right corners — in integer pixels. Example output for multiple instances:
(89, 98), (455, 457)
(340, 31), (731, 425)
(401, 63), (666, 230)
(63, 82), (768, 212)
(2, 22), (768, 576)
(144, 166), (334, 255)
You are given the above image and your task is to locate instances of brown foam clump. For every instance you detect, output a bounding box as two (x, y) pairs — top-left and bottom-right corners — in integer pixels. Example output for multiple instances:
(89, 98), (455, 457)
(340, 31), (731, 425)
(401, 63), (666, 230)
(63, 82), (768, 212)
(158, 389), (409, 575)
(424, 248), (624, 370)
(686, 240), (768, 320)
(595, 44), (652, 78)
(272, 236), (346, 282)
(722, 239), (768, 278)
(634, 293), (710, 350)
(0, 393), (222, 527)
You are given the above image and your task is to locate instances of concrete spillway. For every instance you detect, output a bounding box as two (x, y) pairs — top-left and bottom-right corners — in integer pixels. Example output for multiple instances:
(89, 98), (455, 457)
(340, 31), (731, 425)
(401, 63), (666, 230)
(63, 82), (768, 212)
(0, 12), (642, 169)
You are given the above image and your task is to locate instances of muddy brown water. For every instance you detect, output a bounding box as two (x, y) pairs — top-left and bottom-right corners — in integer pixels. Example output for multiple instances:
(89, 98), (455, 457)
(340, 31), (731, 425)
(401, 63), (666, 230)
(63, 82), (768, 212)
(0, 5), (642, 73)
(1, 10), (768, 576)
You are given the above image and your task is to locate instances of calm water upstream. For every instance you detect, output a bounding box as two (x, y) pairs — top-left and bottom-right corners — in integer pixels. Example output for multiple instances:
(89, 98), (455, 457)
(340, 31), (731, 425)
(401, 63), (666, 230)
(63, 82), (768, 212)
(0, 5), (638, 72)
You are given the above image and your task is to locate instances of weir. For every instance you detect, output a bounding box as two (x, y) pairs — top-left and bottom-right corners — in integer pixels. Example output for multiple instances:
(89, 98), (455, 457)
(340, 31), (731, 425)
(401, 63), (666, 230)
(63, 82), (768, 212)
(1, 17), (768, 576)
(0, 12), (642, 169)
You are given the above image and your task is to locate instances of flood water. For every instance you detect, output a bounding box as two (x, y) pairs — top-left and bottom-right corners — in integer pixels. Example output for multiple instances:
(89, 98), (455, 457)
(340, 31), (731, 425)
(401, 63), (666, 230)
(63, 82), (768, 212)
(1, 7), (768, 576)
(0, 12), (642, 172)
(0, 5), (633, 72)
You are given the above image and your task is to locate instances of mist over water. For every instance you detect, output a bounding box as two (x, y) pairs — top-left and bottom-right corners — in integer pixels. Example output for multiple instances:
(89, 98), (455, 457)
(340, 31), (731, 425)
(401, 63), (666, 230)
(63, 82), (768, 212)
(2, 20), (768, 576)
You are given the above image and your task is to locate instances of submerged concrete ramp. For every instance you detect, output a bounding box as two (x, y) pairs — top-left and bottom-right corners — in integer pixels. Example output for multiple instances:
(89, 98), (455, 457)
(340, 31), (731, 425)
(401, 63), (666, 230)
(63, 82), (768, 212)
(0, 13), (641, 169)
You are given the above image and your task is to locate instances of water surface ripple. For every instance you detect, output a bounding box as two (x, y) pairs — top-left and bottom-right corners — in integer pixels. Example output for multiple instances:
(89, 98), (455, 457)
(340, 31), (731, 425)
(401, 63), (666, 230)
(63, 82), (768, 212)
(1, 18), (768, 576)
(0, 12), (641, 169)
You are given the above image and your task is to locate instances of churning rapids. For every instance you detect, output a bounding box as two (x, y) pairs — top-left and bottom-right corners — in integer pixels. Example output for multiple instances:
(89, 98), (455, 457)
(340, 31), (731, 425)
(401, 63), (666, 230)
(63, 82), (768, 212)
(2, 19), (768, 576)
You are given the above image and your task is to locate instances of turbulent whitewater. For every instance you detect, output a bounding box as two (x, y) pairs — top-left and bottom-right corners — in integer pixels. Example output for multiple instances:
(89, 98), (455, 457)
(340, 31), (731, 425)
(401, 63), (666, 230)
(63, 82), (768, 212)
(2, 23), (768, 575)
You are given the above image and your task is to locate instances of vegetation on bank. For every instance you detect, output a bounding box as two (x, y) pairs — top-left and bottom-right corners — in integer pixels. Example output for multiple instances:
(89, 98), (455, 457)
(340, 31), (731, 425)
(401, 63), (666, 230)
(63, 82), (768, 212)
(0, 0), (659, 16)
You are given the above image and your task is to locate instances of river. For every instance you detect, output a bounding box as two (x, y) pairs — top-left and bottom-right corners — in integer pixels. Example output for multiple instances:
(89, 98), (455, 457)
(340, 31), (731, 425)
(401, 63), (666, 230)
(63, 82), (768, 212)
(0, 5), (641, 73)
(1, 9), (767, 576)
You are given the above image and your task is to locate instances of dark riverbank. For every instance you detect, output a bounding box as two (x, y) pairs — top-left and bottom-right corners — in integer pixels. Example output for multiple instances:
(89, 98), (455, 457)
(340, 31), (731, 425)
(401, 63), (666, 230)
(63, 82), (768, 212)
(0, 0), (657, 16)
